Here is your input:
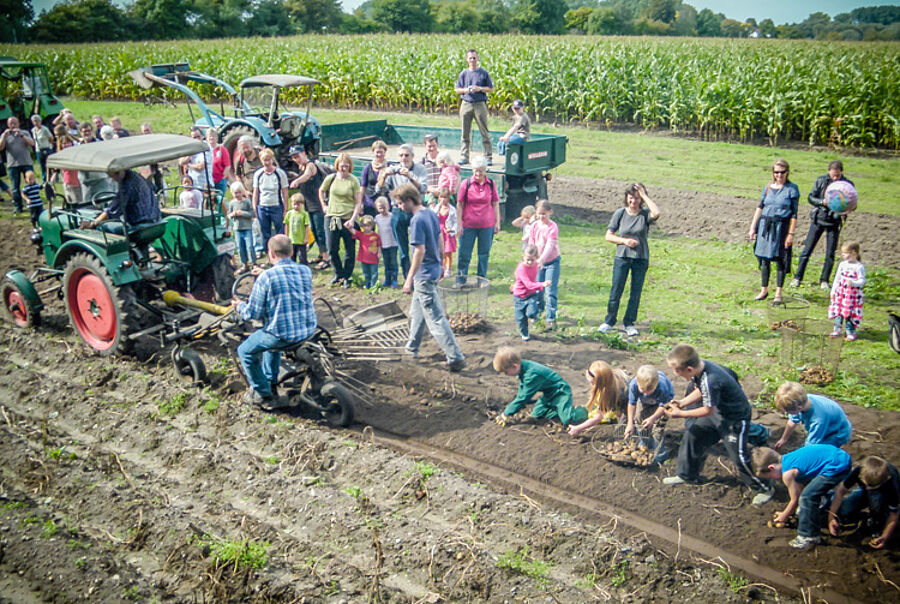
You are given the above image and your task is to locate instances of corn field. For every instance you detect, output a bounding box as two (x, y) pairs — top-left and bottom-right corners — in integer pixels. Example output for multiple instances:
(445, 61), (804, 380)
(8, 35), (900, 148)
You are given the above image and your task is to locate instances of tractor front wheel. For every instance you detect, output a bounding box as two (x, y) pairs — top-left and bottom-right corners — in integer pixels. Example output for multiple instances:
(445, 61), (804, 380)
(1, 279), (41, 328)
(63, 253), (138, 356)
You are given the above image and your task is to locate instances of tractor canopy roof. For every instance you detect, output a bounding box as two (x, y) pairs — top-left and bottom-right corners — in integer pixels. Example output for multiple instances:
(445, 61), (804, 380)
(47, 134), (208, 173)
(0, 58), (48, 70)
(239, 74), (320, 89)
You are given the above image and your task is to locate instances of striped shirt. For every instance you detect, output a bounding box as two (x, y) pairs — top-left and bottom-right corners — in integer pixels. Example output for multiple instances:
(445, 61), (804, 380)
(237, 259), (316, 342)
(23, 183), (43, 209)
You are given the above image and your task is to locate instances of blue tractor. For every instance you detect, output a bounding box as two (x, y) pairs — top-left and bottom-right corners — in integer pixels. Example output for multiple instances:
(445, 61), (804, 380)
(129, 63), (322, 169)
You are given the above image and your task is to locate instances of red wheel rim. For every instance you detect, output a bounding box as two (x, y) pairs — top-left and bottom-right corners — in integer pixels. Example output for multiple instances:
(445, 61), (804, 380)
(4, 288), (28, 327)
(66, 268), (117, 351)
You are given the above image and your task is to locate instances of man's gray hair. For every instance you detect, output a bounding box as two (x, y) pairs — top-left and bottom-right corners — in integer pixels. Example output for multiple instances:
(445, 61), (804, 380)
(471, 156), (488, 170)
(398, 143), (415, 156)
(238, 135), (257, 147)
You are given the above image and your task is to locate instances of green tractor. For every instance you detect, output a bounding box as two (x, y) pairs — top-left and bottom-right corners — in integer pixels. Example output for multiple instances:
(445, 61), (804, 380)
(0, 57), (65, 126)
(1, 134), (236, 357)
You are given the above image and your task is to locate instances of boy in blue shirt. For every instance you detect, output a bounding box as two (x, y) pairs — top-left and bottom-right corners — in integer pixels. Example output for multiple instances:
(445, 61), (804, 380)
(773, 381), (852, 449)
(753, 444), (852, 550)
(623, 365), (673, 446)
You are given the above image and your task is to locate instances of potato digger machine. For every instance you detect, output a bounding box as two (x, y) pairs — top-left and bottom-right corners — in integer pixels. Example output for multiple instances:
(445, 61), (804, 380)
(1, 135), (409, 426)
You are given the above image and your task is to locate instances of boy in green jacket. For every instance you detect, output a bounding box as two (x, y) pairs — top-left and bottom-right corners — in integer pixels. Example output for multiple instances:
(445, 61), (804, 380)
(493, 346), (588, 427)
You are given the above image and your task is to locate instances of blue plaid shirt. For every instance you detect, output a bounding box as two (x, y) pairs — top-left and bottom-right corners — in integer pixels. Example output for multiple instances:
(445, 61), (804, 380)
(237, 259), (316, 342)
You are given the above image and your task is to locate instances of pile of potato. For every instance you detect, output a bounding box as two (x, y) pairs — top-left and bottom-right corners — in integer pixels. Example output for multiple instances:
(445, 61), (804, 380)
(799, 365), (834, 385)
(600, 440), (655, 467)
(766, 512), (797, 529)
(769, 319), (801, 330)
(449, 312), (488, 334)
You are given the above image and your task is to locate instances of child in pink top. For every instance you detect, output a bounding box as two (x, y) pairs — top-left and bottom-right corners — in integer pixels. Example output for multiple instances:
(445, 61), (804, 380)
(528, 200), (561, 329)
(351, 215), (382, 289)
(512, 245), (551, 341)
(437, 151), (460, 201)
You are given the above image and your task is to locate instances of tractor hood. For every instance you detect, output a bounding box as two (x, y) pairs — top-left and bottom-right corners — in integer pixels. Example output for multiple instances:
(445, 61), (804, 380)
(47, 134), (208, 173)
(239, 74), (320, 88)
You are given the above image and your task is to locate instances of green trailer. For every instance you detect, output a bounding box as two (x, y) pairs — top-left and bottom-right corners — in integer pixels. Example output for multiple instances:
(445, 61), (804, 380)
(317, 121), (567, 222)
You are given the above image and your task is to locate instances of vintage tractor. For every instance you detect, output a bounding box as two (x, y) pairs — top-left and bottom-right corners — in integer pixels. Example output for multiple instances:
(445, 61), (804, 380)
(1, 134), (235, 356)
(0, 57), (65, 126)
(128, 63), (321, 169)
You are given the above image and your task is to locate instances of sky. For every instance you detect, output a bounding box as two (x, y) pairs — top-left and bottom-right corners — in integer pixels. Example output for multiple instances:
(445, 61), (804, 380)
(29, 0), (900, 25)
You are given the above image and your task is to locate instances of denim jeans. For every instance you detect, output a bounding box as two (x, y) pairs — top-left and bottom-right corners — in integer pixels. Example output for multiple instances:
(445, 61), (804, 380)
(605, 256), (648, 327)
(382, 246), (399, 286)
(798, 469), (851, 538)
(214, 179), (228, 206)
(498, 133), (525, 156)
(837, 485), (888, 527)
(514, 292), (542, 338)
(361, 262), (378, 288)
(834, 316), (858, 335)
(237, 329), (292, 397)
(326, 217), (355, 280)
(235, 229), (254, 265)
(391, 208), (412, 279)
(252, 218), (264, 254)
(37, 148), (53, 182)
(257, 204), (284, 253)
(7, 165), (27, 212)
(309, 211), (327, 256)
(537, 257), (560, 321)
(407, 279), (464, 364)
(457, 226), (494, 283)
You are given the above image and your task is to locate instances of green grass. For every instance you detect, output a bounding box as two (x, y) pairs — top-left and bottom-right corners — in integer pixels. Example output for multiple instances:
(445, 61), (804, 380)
(158, 392), (188, 416)
(197, 534), (269, 571)
(64, 99), (900, 216)
(496, 545), (552, 586)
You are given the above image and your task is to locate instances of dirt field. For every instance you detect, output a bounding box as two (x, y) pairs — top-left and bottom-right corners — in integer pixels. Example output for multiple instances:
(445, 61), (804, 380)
(0, 177), (897, 602)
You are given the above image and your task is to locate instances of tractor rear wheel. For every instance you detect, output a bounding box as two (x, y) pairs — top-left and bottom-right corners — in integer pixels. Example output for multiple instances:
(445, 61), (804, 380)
(63, 253), (139, 356)
(1, 279), (41, 328)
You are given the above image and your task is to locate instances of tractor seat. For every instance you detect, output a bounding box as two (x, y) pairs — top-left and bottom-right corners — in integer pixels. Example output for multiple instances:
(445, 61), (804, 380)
(128, 221), (167, 248)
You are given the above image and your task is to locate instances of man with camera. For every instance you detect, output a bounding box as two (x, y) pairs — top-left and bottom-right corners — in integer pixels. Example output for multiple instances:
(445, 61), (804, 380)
(454, 49), (494, 166)
(0, 117), (36, 214)
(377, 144), (428, 279)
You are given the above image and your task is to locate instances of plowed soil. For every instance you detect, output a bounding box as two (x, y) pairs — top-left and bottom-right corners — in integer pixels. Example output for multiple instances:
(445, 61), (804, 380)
(1, 176), (897, 602)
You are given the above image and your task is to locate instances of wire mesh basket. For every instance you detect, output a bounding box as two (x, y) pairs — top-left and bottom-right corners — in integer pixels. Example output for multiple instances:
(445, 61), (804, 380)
(589, 422), (665, 468)
(767, 296), (810, 330)
(780, 318), (843, 384)
(438, 277), (490, 333)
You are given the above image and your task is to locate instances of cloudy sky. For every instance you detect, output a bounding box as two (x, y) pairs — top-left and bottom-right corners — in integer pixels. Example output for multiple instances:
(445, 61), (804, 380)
(30, 0), (898, 26)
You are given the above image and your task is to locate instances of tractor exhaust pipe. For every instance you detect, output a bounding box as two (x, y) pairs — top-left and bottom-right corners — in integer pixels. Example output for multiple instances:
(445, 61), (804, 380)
(162, 290), (231, 316)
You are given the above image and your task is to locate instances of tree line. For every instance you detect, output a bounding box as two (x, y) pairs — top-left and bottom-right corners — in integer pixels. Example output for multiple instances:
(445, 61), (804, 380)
(3, 0), (899, 44)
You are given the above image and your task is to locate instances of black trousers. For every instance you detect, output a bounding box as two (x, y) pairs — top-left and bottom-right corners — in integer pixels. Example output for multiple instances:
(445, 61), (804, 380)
(759, 258), (786, 288)
(795, 221), (841, 284)
(675, 413), (771, 492)
(326, 219), (355, 280)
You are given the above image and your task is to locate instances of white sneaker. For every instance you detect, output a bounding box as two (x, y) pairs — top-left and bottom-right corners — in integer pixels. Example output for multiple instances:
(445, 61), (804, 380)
(789, 278), (800, 288)
(819, 281), (829, 290)
(624, 325), (639, 337)
(597, 323), (612, 334)
(521, 335), (530, 341)
(662, 476), (686, 486)
(789, 535), (819, 550)
(752, 487), (775, 506)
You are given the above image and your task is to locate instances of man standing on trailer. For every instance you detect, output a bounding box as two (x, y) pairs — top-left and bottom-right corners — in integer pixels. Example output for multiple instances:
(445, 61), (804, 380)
(454, 49), (493, 166)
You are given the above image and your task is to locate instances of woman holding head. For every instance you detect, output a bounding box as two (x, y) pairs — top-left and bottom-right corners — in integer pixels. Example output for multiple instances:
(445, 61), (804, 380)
(456, 156), (500, 283)
(748, 158), (799, 304)
(597, 183), (661, 337)
(319, 152), (362, 289)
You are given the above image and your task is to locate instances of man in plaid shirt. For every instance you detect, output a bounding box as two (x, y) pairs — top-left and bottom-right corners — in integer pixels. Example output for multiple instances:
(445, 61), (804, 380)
(234, 234), (317, 409)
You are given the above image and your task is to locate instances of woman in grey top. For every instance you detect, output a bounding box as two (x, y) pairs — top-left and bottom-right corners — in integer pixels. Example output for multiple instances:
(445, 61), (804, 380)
(597, 183), (660, 337)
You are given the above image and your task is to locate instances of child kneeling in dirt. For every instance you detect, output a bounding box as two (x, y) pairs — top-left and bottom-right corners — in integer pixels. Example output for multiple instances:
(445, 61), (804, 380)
(493, 346), (587, 427)
(623, 365), (673, 444)
(828, 455), (899, 549)
(753, 444), (852, 550)
(773, 381), (852, 450)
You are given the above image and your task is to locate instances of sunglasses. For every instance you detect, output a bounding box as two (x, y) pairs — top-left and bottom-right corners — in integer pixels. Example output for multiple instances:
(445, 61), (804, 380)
(773, 170), (787, 174)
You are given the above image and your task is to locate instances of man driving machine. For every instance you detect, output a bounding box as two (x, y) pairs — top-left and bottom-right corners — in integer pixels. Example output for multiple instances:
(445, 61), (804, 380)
(81, 168), (160, 234)
(233, 234), (317, 410)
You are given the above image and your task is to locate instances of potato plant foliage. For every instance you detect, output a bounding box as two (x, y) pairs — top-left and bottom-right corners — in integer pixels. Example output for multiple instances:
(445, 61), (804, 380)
(8, 35), (900, 148)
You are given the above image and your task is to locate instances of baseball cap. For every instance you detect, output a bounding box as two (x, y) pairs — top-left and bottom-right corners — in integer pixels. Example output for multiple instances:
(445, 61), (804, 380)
(288, 145), (305, 156)
(512, 99), (524, 109)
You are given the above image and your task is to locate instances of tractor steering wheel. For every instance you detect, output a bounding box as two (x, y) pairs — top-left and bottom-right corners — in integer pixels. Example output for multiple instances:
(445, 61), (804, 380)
(231, 271), (257, 302)
(91, 191), (116, 211)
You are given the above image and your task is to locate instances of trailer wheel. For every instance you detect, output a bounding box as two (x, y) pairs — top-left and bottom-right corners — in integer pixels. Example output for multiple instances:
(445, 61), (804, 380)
(1, 279), (40, 328)
(172, 347), (208, 385)
(63, 253), (138, 356)
(320, 382), (354, 428)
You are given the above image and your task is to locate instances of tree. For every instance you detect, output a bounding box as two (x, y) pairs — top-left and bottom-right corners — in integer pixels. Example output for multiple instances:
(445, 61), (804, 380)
(633, 16), (669, 35)
(246, 0), (294, 36)
(695, 8), (721, 37)
(435, 0), (479, 33)
(31, 0), (131, 42)
(476, 0), (512, 32)
(719, 18), (742, 37)
(338, 12), (383, 32)
(190, 0), (251, 38)
(0, 0), (33, 43)
(798, 11), (830, 38)
(587, 6), (622, 34)
(514, 0), (568, 34)
(850, 6), (900, 25)
(370, 0), (433, 32)
(565, 6), (593, 32)
(642, 0), (676, 24)
(129, 0), (191, 40)
(759, 17), (776, 38)
(287, 0), (343, 33)
(671, 4), (697, 37)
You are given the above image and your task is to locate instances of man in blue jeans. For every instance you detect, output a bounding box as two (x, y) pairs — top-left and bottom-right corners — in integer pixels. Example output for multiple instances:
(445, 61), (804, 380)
(234, 234), (317, 409)
(396, 183), (465, 373)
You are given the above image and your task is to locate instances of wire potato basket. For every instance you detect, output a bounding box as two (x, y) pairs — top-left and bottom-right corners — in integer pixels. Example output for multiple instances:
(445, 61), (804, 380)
(438, 276), (491, 333)
(767, 296), (810, 331)
(590, 422), (664, 469)
(780, 318), (843, 385)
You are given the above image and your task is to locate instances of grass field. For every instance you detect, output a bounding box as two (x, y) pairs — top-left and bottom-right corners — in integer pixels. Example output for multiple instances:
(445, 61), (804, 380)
(32, 100), (900, 410)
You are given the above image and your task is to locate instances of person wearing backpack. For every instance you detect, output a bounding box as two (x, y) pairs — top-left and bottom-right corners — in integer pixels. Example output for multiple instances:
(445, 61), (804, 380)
(289, 146), (330, 269)
(456, 157), (499, 284)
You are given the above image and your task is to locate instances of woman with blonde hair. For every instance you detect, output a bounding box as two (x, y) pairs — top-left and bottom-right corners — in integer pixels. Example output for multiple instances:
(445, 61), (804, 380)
(567, 360), (629, 437)
(319, 152), (362, 288)
(748, 158), (799, 304)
